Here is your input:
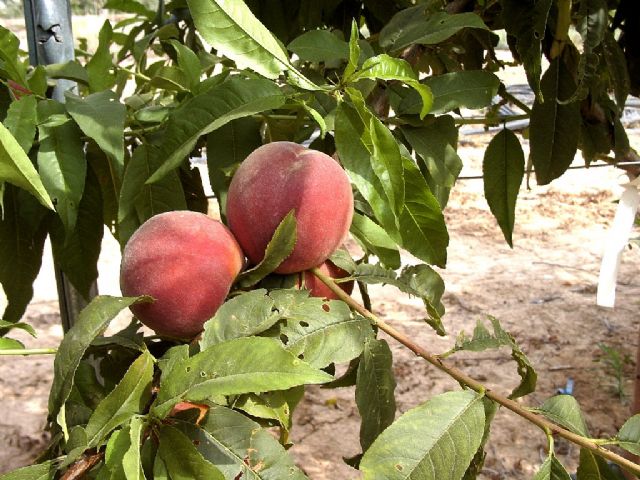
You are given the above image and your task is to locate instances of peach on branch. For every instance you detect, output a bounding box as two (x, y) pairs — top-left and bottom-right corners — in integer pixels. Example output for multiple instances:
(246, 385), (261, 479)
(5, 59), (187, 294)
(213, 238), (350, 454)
(226, 141), (353, 274)
(120, 211), (244, 338)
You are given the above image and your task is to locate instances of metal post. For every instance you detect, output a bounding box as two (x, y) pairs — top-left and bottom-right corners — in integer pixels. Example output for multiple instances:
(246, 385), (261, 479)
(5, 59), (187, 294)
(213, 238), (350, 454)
(23, 0), (98, 331)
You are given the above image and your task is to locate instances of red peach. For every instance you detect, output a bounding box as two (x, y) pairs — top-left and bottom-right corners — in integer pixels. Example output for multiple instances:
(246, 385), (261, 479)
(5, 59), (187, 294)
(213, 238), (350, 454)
(120, 211), (244, 338)
(303, 260), (354, 300)
(226, 142), (353, 274)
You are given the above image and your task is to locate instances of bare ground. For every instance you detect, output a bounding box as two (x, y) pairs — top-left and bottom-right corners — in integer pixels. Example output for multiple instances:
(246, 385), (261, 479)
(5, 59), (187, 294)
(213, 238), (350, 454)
(1, 133), (640, 478)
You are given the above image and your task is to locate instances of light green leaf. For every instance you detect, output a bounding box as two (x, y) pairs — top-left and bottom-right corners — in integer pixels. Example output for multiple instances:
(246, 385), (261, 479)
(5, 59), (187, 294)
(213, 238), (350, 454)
(86, 21), (116, 92)
(148, 78), (284, 184)
(343, 20), (361, 81)
(44, 61), (89, 84)
(532, 455), (572, 480)
(272, 289), (373, 368)
(233, 387), (303, 433)
(3, 95), (37, 153)
(483, 129), (525, 247)
(200, 289), (280, 349)
(48, 296), (150, 425)
(152, 337), (332, 418)
(535, 395), (589, 437)
(0, 337), (24, 349)
(172, 406), (309, 479)
(0, 461), (56, 480)
(349, 213), (401, 270)
(288, 30), (349, 63)
(65, 91), (125, 182)
(122, 418), (147, 480)
(159, 426), (224, 480)
(97, 426), (130, 480)
(85, 351), (154, 448)
(104, 0), (155, 18)
(356, 338), (396, 452)
(0, 26), (26, 83)
(360, 390), (485, 479)
(0, 121), (53, 210)
(0, 320), (36, 337)
(617, 415), (640, 456)
(236, 210), (297, 288)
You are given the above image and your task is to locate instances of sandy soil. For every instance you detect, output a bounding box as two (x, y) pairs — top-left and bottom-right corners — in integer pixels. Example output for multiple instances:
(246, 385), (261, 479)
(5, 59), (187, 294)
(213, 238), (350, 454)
(2, 130), (640, 478)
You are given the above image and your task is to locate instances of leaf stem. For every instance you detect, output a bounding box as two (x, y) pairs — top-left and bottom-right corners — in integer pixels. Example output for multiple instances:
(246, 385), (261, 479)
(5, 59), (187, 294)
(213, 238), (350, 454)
(310, 267), (640, 476)
(0, 348), (58, 356)
(551, 0), (572, 59)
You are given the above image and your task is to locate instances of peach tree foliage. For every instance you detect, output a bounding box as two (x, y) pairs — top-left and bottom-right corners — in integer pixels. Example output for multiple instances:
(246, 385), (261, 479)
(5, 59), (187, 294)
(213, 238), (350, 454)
(0, 0), (639, 478)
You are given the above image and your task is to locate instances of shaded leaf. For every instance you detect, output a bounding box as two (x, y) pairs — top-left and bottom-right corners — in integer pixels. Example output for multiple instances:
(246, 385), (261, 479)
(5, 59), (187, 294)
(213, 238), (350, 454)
(233, 387), (303, 433)
(0, 461), (57, 480)
(288, 30), (349, 63)
(158, 426), (224, 480)
(0, 320), (36, 337)
(601, 32), (630, 112)
(44, 61), (89, 84)
(577, 449), (627, 480)
(167, 40), (202, 90)
(533, 455), (572, 480)
(0, 26), (26, 83)
(86, 21), (116, 92)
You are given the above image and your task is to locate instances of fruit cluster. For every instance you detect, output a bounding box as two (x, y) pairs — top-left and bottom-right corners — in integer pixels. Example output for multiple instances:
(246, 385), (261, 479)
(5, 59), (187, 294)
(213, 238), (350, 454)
(120, 141), (355, 338)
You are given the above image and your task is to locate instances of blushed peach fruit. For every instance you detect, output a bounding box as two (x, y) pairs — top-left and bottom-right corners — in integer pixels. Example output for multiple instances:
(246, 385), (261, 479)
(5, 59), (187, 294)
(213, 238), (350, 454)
(226, 142), (353, 274)
(120, 211), (245, 338)
(303, 260), (354, 300)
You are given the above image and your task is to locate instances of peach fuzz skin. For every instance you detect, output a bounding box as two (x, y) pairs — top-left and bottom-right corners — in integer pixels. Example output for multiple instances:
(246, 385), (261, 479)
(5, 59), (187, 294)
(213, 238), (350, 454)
(303, 260), (354, 300)
(226, 141), (354, 274)
(120, 211), (244, 339)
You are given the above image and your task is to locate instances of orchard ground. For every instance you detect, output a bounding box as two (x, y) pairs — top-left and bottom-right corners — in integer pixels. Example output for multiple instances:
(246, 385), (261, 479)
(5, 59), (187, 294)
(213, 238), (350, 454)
(2, 129), (640, 478)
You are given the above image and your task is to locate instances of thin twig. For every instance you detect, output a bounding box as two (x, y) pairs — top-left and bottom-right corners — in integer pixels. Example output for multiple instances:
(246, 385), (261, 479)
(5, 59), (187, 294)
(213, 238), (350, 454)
(0, 348), (57, 356)
(310, 267), (640, 476)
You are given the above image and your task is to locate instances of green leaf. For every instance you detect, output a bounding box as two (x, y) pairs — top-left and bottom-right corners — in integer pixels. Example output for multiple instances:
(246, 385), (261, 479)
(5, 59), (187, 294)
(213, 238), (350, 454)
(36, 100), (86, 234)
(445, 316), (536, 399)
(65, 91), (125, 182)
(398, 71), (500, 115)
(97, 426), (131, 480)
(167, 40), (202, 90)
(601, 32), (630, 112)
(86, 21), (116, 92)
(117, 144), (187, 246)
(236, 210), (297, 288)
(0, 119), (53, 210)
(159, 426), (224, 480)
(577, 449), (626, 480)
(349, 213), (401, 270)
(152, 337), (332, 418)
(0, 319), (36, 337)
(356, 338), (396, 452)
(502, 0), (553, 99)
(288, 30), (349, 63)
(342, 20), (361, 82)
(360, 390), (485, 479)
(369, 117), (405, 219)
(50, 166), (104, 300)
(532, 455), (572, 480)
(148, 78), (284, 184)
(351, 263), (445, 335)
(401, 116), (462, 208)
(104, 0), (155, 18)
(379, 11), (488, 51)
(172, 406), (309, 479)
(48, 296), (150, 425)
(482, 129), (524, 247)
(0, 186), (49, 321)
(0, 461), (56, 480)
(233, 387), (303, 432)
(616, 414), (640, 455)
(200, 289), (280, 349)
(535, 395), (589, 437)
(530, 58), (581, 185)
(44, 61), (89, 84)
(85, 351), (154, 448)
(0, 337), (24, 349)
(3, 95), (37, 153)
(0, 26), (26, 83)
(353, 54), (433, 118)
(206, 117), (262, 221)
(272, 289), (373, 368)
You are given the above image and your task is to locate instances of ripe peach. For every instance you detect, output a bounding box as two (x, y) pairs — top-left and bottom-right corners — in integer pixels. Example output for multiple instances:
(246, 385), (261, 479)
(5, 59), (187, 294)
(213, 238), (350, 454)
(302, 260), (354, 300)
(226, 142), (353, 274)
(120, 211), (244, 338)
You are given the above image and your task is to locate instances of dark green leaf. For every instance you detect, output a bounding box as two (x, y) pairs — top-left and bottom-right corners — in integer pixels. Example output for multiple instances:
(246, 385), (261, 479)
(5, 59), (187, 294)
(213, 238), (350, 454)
(48, 296), (150, 425)
(0, 461), (57, 480)
(36, 100), (86, 234)
(236, 210), (297, 288)
(3, 94), (37, 153)
(398, 71), (500, 115)
(0, 186), (48, 321)
(158, 426), (224, 480)
(356, 338), (396, 452)
(233, 387), (303, 432)
(272, 289), (373, 368)
(379, 11), (488, 51)
(152, 337), (332, 418)
(65, 91), (125, 182)
(360, 390), (485, 479)
(0, 320), (36, 337)
(535, 395), (589, 437)
(200, 289), (280, 349)
(349, 213), (401, 270)
(288, 30), (349, 63)
(167, 40), (202, 90)
(0, 118), (53, 210)
(601, 32), (630, 112)
(86, 21), (116, 92)
(148, 78), (284, 184)
(617, 415), (640, 455)
(368, 116), (404, 219)
(482, 129), (524, 247)
(577, 449), (627, 480)
(172, 406), (309, 479)
(85, 351), (154, 448)
(530, 58), (581, 185)
(502, 0), (553, 99)
(206, 117), (262, 220)
(97, 426), (130, 480)
(532, 455), (572, 480)
(44, 61), (89, 84)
